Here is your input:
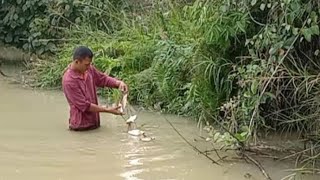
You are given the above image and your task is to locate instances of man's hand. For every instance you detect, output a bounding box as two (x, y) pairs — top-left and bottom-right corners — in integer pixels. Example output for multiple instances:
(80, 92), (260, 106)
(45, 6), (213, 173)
(117, 81), (128, 94)
(89, 104), (124, 115)
(105, 105), (125, 115)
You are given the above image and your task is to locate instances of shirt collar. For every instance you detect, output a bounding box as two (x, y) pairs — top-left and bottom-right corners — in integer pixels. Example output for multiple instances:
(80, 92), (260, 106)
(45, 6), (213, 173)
(68, 64), (87, 80)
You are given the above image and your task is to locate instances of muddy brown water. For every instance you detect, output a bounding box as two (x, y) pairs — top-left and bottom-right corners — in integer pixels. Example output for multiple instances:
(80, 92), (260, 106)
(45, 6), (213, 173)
(0, 67), (319, 180)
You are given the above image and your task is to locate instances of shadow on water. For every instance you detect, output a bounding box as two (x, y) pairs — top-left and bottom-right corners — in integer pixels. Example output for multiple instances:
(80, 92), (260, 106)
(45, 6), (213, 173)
(0, 65), (319, 180)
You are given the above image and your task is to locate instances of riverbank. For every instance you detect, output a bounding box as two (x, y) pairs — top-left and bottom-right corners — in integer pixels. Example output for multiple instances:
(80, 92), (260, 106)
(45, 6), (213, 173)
(2, 0), (320, 179)
(1, 62), (319, 180)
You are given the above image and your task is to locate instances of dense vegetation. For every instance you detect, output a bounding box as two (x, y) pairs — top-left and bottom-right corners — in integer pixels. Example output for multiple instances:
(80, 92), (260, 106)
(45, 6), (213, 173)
(2, 0), (320, 176)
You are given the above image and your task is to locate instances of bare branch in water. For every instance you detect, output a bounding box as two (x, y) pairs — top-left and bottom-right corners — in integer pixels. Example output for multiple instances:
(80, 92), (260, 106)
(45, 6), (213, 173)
(241, 152), (272, 180)
(163, 115), (221, 165)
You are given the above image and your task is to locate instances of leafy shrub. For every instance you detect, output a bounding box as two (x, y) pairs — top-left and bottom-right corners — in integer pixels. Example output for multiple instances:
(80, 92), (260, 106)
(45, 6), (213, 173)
(0, 0), (124, 54)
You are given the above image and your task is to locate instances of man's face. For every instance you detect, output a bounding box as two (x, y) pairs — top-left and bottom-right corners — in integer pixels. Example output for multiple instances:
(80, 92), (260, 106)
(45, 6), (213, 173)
(75, 57), (91, 73)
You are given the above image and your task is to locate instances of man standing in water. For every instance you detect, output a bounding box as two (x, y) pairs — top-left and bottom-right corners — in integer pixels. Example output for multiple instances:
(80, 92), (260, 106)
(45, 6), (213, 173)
(62, 46), (128, 131)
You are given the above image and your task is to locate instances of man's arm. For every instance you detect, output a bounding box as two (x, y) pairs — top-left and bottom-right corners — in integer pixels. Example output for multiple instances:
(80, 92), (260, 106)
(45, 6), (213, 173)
(88, 103), (123, 115)
(90, 65), (128, 93)
(63, 81), (123, 115)
(91, 65), (119, 88)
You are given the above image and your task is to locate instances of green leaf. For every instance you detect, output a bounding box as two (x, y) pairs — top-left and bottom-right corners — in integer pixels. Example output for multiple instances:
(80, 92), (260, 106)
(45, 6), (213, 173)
(244, 92), (251, 98)
(47, 42), (57, 52)
(213, 132), (221, 142)
(5, 33), (12, 42)
(22, 4), (28, 11)
(36, 47), (45, 55)
(305, 2), (312, 13)
(51, 18), (56, 25)
(22, 43), (29, 50)
(32, 40), (40, 47)
(65, 4), (70, 11)
(19, 17), (25, 24)
(269, 47), (277, 55)
(260, 95), (268, 104)
(267, 3), (271, 8)
(260, 3), (266, 10)
(263, 92), (276, 99)
(75, 17), (81, 24)
(302, 28), (312, 42)
(311, 11), (318, 23)
(245, 39), (250, 46)
(41, 40), (48, 45)
(251, 80), (259, 94)
(240, 131), (248, 137)
(220, 5), (227, 13)
(240, 126), (249, 132)
(285, 24), (290, 31)
(236, 21), (245, 32)
(292, 28), (299, 35)
(251, 0), (257, 6)
(32, 32), (42, 37)
(235, 133), (246, 142)
(14, 36), (19, 43)
(10, 22), (17, 29)
(310, 25), (319, 35)
(283, 37), (295, 49)
(13, 14), (18, 20)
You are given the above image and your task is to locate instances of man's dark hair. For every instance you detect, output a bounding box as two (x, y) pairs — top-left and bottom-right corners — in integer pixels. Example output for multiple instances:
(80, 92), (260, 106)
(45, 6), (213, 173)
(73, 46), (93, 60)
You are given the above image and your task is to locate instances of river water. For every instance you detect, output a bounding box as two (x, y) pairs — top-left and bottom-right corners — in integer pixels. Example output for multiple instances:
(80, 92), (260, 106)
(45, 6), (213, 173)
(0, 68), (319, 180)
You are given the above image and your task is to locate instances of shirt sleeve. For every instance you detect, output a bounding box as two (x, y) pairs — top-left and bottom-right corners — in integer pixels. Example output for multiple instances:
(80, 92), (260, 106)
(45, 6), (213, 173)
(90, 65), (119, 88)
(63, 81), (91, 112)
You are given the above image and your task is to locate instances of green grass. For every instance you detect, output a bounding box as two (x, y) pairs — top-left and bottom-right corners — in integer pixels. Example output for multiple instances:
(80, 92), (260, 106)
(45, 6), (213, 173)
(21, 1), (320, 172)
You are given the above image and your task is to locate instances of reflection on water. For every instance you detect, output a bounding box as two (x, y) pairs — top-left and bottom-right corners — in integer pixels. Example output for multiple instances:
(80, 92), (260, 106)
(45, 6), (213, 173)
(0, 76), (319, 180)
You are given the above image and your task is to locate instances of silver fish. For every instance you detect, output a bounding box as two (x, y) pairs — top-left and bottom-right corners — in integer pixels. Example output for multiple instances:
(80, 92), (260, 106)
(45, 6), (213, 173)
(119, 93), (128, 113)
(140, 137), (155, 142)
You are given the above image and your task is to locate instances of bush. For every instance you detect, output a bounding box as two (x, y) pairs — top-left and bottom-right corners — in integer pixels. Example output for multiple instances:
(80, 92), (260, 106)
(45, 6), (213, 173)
(7, 0), (320, 173)
(0, 0), (124, 54)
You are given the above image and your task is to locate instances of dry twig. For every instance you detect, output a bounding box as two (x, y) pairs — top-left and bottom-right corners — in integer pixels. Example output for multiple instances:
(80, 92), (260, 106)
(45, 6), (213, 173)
(242, 152), (272, 180)
(163, 115), (221, 165)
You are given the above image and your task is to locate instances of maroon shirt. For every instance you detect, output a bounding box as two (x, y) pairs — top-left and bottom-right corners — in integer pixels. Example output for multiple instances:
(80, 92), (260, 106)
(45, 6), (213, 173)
(62, 64), (118, 130)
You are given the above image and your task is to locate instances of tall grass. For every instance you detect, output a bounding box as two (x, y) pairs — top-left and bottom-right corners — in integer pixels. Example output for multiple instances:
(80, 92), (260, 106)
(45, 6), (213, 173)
(27, 0), (248, 118)
(21, 0), (320, 173)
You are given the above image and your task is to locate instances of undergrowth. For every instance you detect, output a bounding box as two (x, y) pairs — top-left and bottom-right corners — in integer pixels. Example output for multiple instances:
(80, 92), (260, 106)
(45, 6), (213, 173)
(3, 0), (320, 177)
